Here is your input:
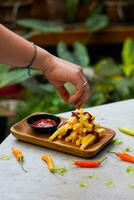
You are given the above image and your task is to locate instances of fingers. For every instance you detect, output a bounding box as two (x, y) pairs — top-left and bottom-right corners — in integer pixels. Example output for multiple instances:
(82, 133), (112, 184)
(74, 83), (89, 108)
(69, 68), (89, 106)
(69, 83), (83, 103)
(68, 69), (84, 103)
(55, 85), (70, 103)
(74, 72), (90, 107)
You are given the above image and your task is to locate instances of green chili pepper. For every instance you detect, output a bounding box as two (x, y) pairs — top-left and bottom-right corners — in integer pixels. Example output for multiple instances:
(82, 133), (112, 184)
(118, 127), (134, 136)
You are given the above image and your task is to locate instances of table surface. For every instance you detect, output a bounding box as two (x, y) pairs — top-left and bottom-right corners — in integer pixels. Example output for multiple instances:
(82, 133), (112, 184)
(0, 99), (134, 200)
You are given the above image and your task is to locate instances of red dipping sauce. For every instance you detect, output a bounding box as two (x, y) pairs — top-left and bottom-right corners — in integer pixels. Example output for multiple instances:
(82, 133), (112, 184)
(32, 119), (57, 128)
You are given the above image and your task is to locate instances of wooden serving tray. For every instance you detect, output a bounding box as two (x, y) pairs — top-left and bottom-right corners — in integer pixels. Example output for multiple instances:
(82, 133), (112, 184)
(11, 113), (116, 158)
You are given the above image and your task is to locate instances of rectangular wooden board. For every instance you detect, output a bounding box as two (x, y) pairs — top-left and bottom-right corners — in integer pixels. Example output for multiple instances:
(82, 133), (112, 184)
(10, 113), (116, 158)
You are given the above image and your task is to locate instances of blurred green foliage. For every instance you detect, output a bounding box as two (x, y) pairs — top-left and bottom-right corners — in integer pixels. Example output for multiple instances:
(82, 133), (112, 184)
(89, 38), (134, 106)
(90, 58), (132, 106)
(57, 42), (90, 68)
(14, 79), (74, 121)
(85, 14), (108, 32)
(16, 0), (108, 38)
(57, 40), (134, 107)
(122, 38), (134, 76)
(1, 39), (134, 122)
(17, 19), (64, 34)
(65, 0), (79, 22)
(0, 65), (40, 88)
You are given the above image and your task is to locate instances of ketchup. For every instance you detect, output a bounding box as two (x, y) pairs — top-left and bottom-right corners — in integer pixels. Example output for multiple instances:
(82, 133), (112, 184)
(32, 119), (57, 128)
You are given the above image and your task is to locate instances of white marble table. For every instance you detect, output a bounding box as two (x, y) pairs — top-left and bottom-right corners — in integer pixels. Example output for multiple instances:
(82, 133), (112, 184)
(0, 99), (134, 200)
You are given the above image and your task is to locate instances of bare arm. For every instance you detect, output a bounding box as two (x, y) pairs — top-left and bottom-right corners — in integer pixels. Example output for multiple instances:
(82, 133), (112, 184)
(0, 24), (89, 108)
(0, 24), (50, 69)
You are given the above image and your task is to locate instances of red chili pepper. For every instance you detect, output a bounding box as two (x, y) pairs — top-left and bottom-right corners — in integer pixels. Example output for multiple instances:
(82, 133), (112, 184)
(109, 151), (134, 163)
(73, 157), (107, 168)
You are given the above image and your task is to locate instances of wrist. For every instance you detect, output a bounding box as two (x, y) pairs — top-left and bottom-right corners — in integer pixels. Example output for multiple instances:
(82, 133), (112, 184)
(32, 46), (53, 73)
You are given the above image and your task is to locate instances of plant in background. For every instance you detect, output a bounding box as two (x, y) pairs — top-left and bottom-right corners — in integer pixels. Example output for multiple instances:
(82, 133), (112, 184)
(0, 64), (38, 141)
(88, 38), (134, 106)
(122, 38), (134, 76)
(0, 64), (41, 125)
(16, 0), (108, 38)
(105, 0), (134, 23)
(80, 0), (109, 32)
(65, 0), (79, 22)
(57, 38), (134, 107)
(17, 19), (64, 39)
(0, 64), (73, 123)
(65, 0), (108, 31)
(0, 64), (40, 88)
(57, 41), (90, 68)
(14, 79), (74, 122)
(0, 0), (33, 29)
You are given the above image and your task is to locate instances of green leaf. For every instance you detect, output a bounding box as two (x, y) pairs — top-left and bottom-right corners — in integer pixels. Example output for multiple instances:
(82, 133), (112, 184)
(54, 166), (67, 176)
(80, 182), (88, 187)
(0, 154), (12, 160)
(106, 180), (115, 188)
(128, 184), (134, 188)
(112, 78), (131, 99)
(14, 81), (73, 121)
(0, 68), (40, 88)
(126, 166), (134, 175)
(88, 175), (99, 180)
(16, 19), (64, 33)
(21, 30), (41, 39)
(122, 64), (134, 77)
(73, 42), (90, 68)
(66, 0), (79, 22)
(65, 82), (75, 95)
(57, 42), (90, 68)
(0, 64), (10, 75)
(85, 14), (109, 32)
(112, 138), (122, 145)
(86, 0), (105, 18)
(89, 92), (106, 106)
(95, 59), (122, 78)
(57, 42), (77, 64)
(123, 147), (133, 152)
(122, 38), (134, 66)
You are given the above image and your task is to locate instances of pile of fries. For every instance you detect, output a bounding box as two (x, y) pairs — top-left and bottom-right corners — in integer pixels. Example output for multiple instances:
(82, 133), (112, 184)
(49, 109), (105, 150)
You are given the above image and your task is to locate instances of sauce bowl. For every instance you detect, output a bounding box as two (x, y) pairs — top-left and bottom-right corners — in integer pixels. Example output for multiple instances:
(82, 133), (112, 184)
(27, 113), (61, 134)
